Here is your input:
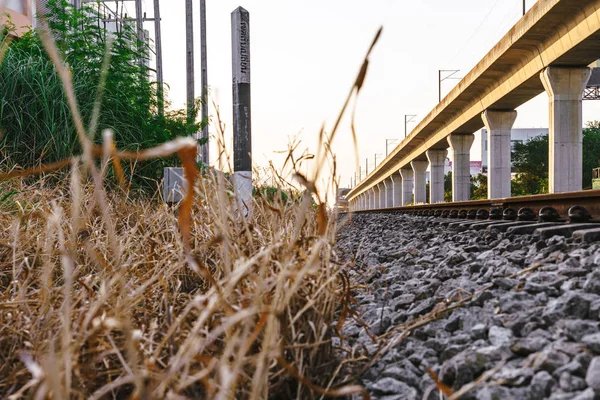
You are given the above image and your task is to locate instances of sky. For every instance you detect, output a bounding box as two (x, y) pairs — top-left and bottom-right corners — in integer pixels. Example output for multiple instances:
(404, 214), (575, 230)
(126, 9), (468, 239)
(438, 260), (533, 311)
(136, 0), (600, 197)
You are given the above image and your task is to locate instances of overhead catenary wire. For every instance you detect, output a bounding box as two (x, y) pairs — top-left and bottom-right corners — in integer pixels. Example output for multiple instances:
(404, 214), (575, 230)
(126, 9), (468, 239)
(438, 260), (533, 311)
(448, 0), (503, 65)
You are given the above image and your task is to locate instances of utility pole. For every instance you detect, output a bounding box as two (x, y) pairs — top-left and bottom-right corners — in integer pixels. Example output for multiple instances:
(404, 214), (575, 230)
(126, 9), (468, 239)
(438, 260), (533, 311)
(84, 1), (163, 114)
(153, 0), (164, 116)
(374, 153), (383, 168)
(365, 158), (369, 175)
(186, 0), (195, 123)
(386, 139), (399, 156)
(523, 0), (526, 16)
(405, 114), (417, 138)
(135, 0), (144, 68)
(438, 70), (460, 103)
(199, 0), (209, 165)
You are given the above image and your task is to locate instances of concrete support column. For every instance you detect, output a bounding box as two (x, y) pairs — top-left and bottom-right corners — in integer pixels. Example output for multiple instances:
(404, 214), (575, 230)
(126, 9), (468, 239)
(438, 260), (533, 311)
(411, 160), (428, 204)
(373, 186), (380, 209)
(540, 67), (591, 193)
(482, 110), (517, 199)
(378, 183), (386, 208)
(399, 166), (414, 205)
(448, 133), (475, 202)
(391, 173), (402, 207)
(370, 188), (376, 209)
(386, 177), (394, 207)
(426, 149), (447, 204)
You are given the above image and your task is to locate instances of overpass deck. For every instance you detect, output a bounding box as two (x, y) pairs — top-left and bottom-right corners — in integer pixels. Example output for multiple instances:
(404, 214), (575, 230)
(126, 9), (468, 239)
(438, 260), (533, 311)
(347, 0), (600, 201)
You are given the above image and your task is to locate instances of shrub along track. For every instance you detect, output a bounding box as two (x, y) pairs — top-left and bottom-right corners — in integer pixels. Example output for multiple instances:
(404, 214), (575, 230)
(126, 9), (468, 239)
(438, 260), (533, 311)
(334, 191), (600, 399)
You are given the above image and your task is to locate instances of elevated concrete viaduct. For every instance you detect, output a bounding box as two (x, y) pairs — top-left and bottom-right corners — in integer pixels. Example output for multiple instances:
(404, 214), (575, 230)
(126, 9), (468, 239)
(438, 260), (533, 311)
(347, 0), (600, 210)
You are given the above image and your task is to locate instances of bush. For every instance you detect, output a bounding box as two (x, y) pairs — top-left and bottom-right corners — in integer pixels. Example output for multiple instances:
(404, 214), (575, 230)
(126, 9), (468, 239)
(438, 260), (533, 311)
(0, 0), (202, 190)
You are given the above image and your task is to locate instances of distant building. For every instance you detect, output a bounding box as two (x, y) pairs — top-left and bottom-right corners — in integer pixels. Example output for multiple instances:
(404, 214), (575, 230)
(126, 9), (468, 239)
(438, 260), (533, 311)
(445, 160), (483, 177)
(1, 0), (83, 37)
(1, 0), (34, 37)
(479, 127), (548, 174)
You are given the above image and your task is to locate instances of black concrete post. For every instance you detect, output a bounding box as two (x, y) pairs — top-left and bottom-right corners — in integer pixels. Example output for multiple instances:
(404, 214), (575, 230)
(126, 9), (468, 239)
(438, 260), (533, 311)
(232, 7), (252, 214)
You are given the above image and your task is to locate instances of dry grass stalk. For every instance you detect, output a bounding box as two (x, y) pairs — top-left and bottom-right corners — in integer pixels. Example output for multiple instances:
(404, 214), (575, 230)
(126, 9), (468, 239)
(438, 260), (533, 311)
(0, 11), (387, 400)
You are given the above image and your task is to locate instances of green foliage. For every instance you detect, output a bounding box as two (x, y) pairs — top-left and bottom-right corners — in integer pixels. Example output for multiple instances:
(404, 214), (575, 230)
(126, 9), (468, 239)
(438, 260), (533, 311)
(510, 125), (600, 194)
(582, 122), (600, 189)
(470, 173), (487, 200)
(253, 186), (290, 204)
(0, 0), (204, 190)
(444, 172), (452, 202)
(511, 134), (548, 196)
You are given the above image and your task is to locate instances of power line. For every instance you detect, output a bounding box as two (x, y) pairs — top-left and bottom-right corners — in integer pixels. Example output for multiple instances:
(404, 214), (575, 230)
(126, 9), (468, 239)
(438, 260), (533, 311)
(449, 0), (502, 65)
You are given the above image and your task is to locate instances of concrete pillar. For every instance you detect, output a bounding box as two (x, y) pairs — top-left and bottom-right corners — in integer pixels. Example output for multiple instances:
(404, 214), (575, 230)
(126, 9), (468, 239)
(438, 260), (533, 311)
(391, 173), (402, 207)
(399, 166), (414, 205)
(373, 186), (380, 209)
(447, 133), (475, 202)
(426, 149), (447, 204)
(540, 67), (591, 193)
(386, 177), (394, 207)
(411, 160), (428, 204)
(378, 183), (386, 208)
(482, 110), (517, 199)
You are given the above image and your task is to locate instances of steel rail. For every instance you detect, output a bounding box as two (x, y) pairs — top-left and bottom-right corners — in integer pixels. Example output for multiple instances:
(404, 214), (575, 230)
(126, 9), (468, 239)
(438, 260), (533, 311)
(348, 190), (600, 219)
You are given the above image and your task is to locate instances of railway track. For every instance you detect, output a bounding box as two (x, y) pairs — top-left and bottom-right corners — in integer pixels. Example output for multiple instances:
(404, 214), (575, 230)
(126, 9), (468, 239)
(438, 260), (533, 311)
(347, 189), (600, 243)
(336, 190), (600, 399)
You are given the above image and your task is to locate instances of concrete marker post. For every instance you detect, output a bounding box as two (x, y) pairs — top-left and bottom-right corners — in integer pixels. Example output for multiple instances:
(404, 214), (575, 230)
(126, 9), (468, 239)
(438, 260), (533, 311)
(232, 7), (252, 216)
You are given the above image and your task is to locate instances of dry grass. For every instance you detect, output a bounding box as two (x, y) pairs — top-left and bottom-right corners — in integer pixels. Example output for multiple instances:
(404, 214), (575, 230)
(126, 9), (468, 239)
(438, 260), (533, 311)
(0, 11), (384, 397)
(0, 167), (361, 399)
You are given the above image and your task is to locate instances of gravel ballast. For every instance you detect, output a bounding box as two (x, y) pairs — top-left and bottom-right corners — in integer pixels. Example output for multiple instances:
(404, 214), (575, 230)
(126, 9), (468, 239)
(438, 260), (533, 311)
(335, 213), (600, 399)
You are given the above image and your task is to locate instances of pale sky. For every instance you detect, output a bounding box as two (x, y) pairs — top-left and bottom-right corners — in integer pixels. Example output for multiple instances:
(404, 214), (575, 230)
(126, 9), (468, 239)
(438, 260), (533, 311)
(139, 0), (600, 196)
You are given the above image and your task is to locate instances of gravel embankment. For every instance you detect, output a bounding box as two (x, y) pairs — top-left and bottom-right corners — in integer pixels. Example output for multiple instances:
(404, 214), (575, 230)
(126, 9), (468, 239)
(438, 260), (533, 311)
(336, 213), (600, 400)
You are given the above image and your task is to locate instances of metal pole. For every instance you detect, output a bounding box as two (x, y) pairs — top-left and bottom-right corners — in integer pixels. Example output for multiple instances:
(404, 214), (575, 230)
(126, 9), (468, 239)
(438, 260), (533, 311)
(153, 0), (164, 117)
(523, 0), (526, 16)
(232, 7), (252, 216)
(365, 158), (368, 175)
(135, 0), (144, 69)
(438, 70), (442, 103)
(200, 0), (209, 165)
(185, 0), (195, 123)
